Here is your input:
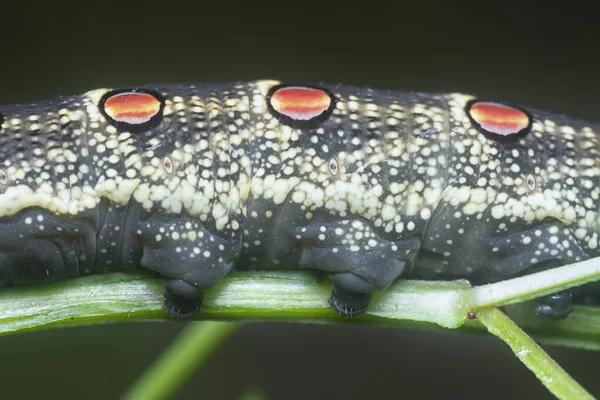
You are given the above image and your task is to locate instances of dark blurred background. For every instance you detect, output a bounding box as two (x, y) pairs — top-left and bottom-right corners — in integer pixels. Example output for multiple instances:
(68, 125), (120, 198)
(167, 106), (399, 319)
(0, 1), (598, 399)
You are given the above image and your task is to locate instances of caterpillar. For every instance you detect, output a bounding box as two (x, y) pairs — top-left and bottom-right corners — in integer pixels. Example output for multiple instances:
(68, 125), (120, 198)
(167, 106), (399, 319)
(0, 80), (598, 318)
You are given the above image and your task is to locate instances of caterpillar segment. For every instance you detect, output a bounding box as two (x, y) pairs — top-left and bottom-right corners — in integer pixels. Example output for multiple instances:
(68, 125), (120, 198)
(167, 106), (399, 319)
(0, 80), (598, 318)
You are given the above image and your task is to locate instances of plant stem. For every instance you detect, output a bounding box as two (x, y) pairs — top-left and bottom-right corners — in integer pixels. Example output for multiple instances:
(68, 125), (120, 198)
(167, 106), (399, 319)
(477, 307), (595, 400)
(0, 271), (473, 334)
(469, 256), (600, 308)
(2, 260), (600, 399)
(121, 322), (238, 400)
(1, 256), (600, 350)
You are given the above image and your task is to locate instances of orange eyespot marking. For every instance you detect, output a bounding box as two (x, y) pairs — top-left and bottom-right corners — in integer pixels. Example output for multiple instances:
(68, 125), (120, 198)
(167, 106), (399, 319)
(271, 87), (331, 120)
(467, 101), (530, 137)
(267, 84), (335, 127)
(99, 88), (165, 132)
(104, 92), (161, 124)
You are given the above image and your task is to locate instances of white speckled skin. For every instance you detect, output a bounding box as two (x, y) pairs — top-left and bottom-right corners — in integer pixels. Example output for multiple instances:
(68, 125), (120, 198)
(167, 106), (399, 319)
(0, 80), (598, 317)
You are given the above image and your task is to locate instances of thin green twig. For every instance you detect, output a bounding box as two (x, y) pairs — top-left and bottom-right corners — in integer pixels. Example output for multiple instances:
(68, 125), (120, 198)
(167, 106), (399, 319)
(469, 255), (600, 308)
(238, 388), (269, 400)
(477, 307), (595, 400)
(122, 321), (238, 400)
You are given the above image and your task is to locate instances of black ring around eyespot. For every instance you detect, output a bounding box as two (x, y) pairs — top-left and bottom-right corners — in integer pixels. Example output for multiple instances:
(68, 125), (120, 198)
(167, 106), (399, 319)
(265, 83), (337, 129)
(98, 88), (166, 133)
(465, 99), (533, 143)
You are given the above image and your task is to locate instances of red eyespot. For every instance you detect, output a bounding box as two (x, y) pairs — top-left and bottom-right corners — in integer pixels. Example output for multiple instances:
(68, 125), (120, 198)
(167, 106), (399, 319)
(100, 89), (164, 131)
(267, 84), (335, 128)
(466, 100), (531, 140)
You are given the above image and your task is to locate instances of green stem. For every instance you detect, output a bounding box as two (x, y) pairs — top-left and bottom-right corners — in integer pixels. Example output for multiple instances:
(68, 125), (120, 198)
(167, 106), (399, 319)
(0, 271), (473, 334)
(469, 256), (600, 308)
(2, 260), (600, 399)
(238, 388), (269, 400)
(477, 307), (595, 400)
(121, 322), (238, 400)
(1, 256), (600, 350)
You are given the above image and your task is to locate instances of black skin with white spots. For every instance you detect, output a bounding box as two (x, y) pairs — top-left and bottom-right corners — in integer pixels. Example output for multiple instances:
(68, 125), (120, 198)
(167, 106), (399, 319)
(0, 81), (598, 320)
